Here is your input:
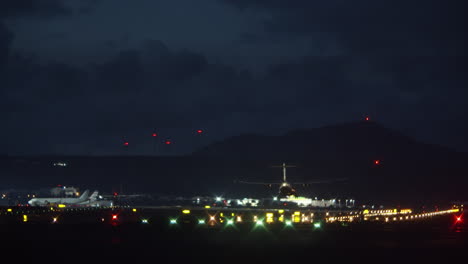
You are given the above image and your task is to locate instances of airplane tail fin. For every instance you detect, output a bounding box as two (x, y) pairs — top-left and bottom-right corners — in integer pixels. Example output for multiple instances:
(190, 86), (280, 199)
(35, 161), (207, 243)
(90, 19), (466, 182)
(78, 190), (90, 201)
(89, 190), (99, 201)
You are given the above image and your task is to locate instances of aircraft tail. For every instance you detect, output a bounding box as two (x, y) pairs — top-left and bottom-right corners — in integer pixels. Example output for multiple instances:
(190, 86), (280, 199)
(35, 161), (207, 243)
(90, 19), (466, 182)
(77, 190), (90, 202)
(89, 190), (99, 201)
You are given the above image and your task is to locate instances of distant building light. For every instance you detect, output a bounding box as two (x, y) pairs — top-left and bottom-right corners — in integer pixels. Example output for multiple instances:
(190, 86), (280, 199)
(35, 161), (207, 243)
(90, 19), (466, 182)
(53, 162), (68, 167)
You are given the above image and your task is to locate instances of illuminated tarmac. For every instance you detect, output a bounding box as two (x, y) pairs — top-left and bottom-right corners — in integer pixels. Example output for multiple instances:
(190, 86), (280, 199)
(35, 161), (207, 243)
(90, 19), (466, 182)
(0, 205), (463, 228)
(0, 205), (466, 261)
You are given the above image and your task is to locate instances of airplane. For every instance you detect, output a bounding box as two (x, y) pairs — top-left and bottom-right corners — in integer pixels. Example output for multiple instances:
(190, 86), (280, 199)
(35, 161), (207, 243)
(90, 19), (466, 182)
(28, 190), (90, 206)
(237, 163), (346, 198)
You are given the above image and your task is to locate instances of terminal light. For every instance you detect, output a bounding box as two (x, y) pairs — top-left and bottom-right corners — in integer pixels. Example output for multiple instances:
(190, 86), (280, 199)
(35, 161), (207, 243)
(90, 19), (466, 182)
(23, 215), (28, 222)
(182, 209), (190, 214)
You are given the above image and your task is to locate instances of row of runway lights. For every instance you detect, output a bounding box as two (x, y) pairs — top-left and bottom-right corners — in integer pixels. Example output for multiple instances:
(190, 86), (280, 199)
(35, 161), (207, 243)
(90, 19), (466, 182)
(328, 208), (460, 223)
(3, 208), (461, 226)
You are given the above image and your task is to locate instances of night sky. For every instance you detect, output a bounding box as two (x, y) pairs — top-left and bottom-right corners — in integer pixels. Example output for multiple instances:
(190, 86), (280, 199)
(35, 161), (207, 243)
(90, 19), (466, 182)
(1, 0), (467, 155)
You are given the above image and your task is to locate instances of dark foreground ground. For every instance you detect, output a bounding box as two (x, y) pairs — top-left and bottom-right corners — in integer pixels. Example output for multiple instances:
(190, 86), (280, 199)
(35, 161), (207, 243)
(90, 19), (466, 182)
(1, 211), (467, 262)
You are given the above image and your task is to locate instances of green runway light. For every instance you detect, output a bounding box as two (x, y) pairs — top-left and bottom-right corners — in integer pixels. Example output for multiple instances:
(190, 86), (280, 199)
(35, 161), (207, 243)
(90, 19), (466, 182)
(256, 220), (263, 226)
(198, 219), (206, 224)
(226, 219), (234, 225)
(314, 222), (321, 229)
(285, 220), (293, 226)
(169, 219), (177, 224)
(141, 219), (149, 224)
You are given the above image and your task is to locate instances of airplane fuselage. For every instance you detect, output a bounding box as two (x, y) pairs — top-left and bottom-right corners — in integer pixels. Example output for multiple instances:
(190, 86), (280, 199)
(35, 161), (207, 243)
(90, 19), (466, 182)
(279, 182), (296, 197)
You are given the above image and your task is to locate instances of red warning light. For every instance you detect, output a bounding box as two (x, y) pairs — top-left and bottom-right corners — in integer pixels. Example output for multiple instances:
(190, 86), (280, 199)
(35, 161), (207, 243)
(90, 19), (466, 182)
(113, 192), (118, 196)
(165, 140), (172, 145)
(197, 129), (203, 134)
(152, 133), (157, 137)
(123, 142), (129, 146)
(456, 215), (462, 223)
(112, 214), (118, 220)
(374, 160), (380, 165)
(365, 116), (370, 121)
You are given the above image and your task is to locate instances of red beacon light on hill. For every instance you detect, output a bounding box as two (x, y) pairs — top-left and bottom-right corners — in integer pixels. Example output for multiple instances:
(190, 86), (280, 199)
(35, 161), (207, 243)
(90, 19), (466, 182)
(196, 129), (203, 134)
(165, 140), (172, 145)
(365, 116), (370, 121)
(123, 142), (129, 146)
(152, 133), (158, 137)
(374, 160), (381, 165)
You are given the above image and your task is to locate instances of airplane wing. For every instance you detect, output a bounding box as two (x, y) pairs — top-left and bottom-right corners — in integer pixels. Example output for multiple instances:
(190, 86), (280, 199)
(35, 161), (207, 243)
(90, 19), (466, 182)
(235, 180), (282, 185)
(291, 178), (348, 185)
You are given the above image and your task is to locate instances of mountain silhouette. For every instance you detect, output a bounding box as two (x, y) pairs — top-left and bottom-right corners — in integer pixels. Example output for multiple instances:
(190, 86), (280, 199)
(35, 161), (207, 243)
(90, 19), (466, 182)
(1, 121), (467, 206)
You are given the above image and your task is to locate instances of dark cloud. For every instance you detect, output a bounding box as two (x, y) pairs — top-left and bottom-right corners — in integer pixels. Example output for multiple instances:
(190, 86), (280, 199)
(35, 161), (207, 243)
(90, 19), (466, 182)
(0, 22), (13, 69)
(221, 0), (468, 128)
(223, 0), (466, 55)
(0, 0), (71, 19)
(2, 38), (260, 154)
(2, 1), (467, 154)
